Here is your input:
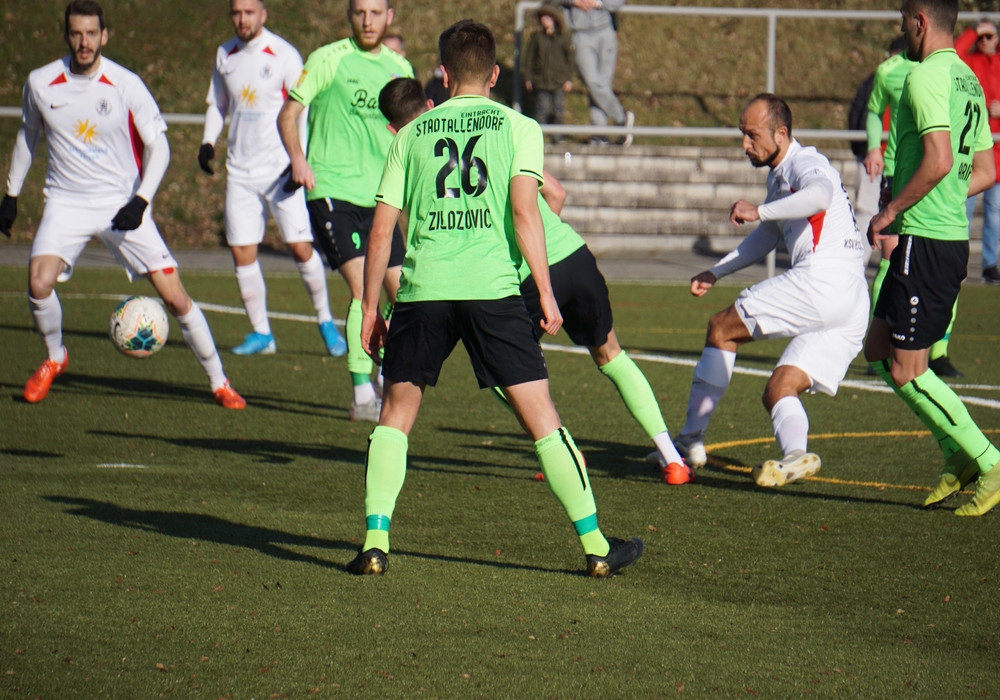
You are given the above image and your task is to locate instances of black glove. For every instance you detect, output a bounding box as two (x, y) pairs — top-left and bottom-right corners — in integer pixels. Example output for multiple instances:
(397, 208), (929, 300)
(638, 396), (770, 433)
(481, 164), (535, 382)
(198, 143), (215, 175)
(0, 195), (16, 238)
(281, 164), (302, 193)
(111, 196), (148, 231)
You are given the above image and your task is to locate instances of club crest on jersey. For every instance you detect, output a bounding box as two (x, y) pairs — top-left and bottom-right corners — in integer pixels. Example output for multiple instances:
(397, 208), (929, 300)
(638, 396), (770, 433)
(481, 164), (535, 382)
(95, 98), (111, 116)
(260, 64), (273, 80)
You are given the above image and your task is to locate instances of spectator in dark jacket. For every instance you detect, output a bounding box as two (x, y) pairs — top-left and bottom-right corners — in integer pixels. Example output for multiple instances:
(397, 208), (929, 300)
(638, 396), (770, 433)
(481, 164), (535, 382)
(521, 6), (575, 142)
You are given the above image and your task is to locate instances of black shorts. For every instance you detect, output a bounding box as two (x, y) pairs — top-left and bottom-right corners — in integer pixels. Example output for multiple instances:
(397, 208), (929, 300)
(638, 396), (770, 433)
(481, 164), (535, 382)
(307, 197), (405, 271)
(381, 297), (549, 389)
(873, 234), (967, 350)
(520, 245), (614, 347)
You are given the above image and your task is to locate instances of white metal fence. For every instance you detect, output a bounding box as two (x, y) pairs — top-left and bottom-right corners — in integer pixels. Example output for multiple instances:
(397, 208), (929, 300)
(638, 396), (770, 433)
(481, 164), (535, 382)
(1, 5), (997, 144)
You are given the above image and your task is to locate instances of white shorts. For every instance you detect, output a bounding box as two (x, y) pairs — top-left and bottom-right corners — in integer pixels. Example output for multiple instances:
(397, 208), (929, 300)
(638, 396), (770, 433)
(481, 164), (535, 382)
(31, 197), (178, 283)
(734, 264), (870, 396)
(225, 175), (313, 248)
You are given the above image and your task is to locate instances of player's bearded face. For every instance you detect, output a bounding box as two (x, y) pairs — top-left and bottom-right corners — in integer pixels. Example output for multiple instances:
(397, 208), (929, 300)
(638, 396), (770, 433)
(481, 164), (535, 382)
(745, 134), (780, 168)
(350, 0), (393, 51)
(231, 0), (266, 42)
(65, 15), (107, 75)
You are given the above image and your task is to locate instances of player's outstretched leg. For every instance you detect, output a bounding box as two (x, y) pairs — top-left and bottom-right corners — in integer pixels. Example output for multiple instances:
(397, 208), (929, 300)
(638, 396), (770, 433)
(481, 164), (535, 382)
(751, 395), (820, 487)
(232, 261), (276, 355)
(347, 425), (408, 575)
(346, 298), (381, 421)
(24, 290), (69, 403)
(595, 347), (690, 484)
(293, 248), (346, 356)
(533, 427), (643, 577)
(676, 346), (737, 468)
(151, 270), (245, 409)
(871, 361), (1000, 514)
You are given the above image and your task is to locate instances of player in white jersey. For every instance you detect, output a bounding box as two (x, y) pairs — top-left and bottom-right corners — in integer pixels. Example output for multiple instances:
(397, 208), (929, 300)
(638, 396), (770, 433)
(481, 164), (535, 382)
(200, 0), (347, 357)
(668, 94), (869, 487)
(0, 0), (246, 409)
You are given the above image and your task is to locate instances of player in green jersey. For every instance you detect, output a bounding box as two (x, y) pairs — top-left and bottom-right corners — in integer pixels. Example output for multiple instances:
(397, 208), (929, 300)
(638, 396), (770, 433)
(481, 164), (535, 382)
(277, 0), (413, 422)
(379, 76), (691, 485)
(866, 39), (965, 379)
(346, 21), (644, 578)
(865, 0), (1000, 516)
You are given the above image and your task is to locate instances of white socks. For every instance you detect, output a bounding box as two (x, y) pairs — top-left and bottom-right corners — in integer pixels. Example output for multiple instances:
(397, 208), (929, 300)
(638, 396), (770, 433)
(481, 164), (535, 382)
(653, 431), (684, 465)
(771, 395), (809, 458)
(176, 304), (227, 391)
(29, 291), (65, 363)
(235, 261), (270, 335)
(681, 347), (736, 437)
(296, 251), (333, 324)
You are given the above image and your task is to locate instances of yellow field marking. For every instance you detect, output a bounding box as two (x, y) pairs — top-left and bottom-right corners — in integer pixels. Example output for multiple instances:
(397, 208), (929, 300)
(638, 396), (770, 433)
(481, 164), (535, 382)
(704, 429), (1000, 492)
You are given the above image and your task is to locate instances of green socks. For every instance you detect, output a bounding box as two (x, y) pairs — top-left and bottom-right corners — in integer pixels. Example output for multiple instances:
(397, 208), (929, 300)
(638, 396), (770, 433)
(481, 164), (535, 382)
(346, 298), (374, 378)
(870, 258), (890, 314)
(362, 426), (409, 553)
(535, 428), (609, 556)
(871, 361), (998, 474)
(929, 299), (958, 362)
(599, 351), (668, 438)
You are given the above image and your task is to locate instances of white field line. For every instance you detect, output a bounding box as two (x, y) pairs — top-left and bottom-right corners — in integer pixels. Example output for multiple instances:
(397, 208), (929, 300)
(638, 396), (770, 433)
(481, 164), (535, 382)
(3, 291), (998, 409)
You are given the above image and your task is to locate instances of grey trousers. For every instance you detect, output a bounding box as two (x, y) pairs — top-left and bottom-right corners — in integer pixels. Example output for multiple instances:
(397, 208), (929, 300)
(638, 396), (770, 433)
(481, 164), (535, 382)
(572, 27), (626, 126)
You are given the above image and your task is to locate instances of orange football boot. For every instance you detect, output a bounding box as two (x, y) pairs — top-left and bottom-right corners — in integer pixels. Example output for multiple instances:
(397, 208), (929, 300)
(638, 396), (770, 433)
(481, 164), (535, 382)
(213, 381), (246, 409)
(24, 348), (69, 403)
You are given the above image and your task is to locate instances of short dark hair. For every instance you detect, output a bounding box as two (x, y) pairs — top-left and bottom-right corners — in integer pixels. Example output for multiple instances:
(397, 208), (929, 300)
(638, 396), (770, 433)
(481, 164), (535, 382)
(379, 77), (428, 128)
(438, 20), (496, 86)
(65, 0), (105, 35)
(905, 0), (958, 33)
(748, 93), (793, 137)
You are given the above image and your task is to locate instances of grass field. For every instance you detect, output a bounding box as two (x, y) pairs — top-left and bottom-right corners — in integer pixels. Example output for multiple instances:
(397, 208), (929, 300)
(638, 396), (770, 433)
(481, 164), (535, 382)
(2, 266), (999, 697)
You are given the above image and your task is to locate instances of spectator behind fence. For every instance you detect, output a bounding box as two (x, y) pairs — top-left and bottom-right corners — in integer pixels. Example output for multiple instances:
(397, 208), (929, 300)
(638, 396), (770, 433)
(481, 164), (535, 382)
(545, 0), (633, 146)
(955, 17), (1000, 285)
(521, 5), (575, 143)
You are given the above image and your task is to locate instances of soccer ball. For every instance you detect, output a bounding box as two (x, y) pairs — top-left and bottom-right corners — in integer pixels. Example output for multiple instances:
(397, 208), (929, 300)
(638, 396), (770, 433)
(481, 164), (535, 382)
(109, 296), (169, 358)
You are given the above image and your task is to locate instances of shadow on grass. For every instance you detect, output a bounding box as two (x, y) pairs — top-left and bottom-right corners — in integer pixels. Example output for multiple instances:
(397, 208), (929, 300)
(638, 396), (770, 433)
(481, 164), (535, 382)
(2, 447), (64, 458)
(42, 496), (580, 575)
(88, 429), (362, 465)
(44, 495), (352, 569)
(7, 370), (351, 420)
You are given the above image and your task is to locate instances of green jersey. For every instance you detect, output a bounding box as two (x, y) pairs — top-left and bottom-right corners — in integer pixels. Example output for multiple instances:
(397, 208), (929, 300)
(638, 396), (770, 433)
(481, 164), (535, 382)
(868, 51), (916, 177)
(289, 38), (413, 206)
(517, 196), (586, 283)
(892, 49), (991, 240)
(376, 94), (544, 302)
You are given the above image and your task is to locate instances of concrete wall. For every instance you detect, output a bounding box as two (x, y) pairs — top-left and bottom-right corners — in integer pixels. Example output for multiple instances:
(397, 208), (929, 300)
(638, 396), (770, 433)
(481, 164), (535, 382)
(544, 144), (985, 258)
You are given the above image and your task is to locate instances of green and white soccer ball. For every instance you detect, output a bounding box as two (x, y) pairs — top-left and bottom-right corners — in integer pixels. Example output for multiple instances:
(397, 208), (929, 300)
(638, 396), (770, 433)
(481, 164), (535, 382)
(109, 296), (169, 358)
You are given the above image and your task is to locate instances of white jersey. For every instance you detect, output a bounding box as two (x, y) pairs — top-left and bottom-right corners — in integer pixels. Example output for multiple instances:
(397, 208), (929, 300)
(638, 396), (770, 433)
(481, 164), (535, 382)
(204, 28), (303, 183)
(711, 139), (868, 281)
(21, 56), (167, 204)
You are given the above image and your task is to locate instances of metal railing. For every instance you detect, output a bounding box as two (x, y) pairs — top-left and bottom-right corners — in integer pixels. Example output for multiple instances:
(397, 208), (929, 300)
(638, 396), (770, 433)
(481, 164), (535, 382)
(513, 3), (994, 140)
